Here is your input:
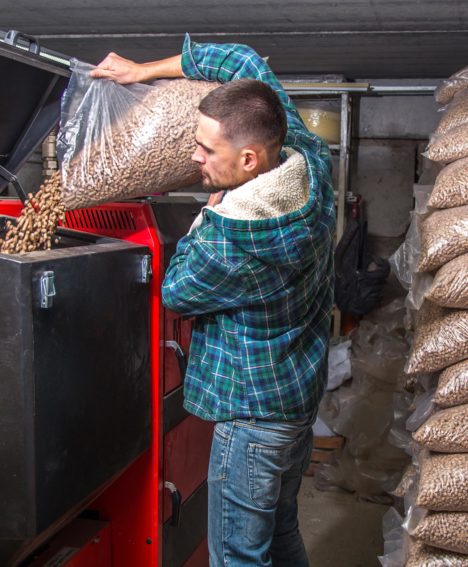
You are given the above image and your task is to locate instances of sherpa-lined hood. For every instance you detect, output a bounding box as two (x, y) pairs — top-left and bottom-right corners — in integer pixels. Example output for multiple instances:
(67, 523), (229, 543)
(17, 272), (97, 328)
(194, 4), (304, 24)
(213, 148), (309, 220)
(197, 148), (324, 270)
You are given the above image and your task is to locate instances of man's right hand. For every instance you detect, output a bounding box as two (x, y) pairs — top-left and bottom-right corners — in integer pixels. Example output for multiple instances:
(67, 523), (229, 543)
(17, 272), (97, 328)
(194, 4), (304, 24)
(90, 53), (183, 84)
(90, 52), (144, 84)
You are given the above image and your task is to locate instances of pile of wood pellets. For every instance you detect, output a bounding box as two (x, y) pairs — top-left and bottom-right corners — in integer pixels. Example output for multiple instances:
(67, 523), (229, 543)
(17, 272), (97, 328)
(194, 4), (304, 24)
(0, 171), (65, 254)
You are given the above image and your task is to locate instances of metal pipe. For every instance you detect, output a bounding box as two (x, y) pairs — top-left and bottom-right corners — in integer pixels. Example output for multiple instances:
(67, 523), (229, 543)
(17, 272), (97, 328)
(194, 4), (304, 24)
(283, 85), (437, 96)
(35, 30), (468, 39)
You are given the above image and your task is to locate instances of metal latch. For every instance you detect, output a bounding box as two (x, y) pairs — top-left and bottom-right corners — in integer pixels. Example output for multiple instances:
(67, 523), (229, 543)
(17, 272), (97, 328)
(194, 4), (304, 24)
(40, 271), (56, 309)
(140, 254), (152, 283)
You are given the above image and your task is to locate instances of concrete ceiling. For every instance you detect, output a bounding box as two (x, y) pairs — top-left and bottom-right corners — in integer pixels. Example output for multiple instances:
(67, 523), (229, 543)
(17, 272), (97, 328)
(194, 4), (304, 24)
(1, 0), (468, 78)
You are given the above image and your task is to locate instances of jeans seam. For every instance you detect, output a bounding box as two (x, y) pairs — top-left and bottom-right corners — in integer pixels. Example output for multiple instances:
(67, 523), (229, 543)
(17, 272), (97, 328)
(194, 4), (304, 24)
(222, 423), (234, 565)
(222, 479), (231, 566)
(234, 420), (311, 434)
(220, 422), (233, 481)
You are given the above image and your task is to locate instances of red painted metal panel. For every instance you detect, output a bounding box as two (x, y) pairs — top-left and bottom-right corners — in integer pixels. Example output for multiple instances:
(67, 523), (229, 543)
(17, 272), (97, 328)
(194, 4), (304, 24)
(0, 200), (23, 218)
(163, 311), (194, 394)
(163, 417), (213, 523)
(184, 538), (209, 567)
(66, 203), (164, 567)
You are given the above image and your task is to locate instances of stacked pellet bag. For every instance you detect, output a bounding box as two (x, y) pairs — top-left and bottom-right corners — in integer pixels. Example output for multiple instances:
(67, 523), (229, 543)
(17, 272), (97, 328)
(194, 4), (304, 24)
(379, 67), (468, 567)
(0, 59), (218, 254)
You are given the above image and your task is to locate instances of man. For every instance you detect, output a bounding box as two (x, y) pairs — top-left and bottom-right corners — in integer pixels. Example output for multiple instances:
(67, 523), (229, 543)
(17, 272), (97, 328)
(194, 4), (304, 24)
(92, 35), (335, 566)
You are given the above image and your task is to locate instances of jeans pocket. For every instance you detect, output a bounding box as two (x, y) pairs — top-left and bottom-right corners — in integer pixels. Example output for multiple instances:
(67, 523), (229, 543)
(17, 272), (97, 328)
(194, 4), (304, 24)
(247, 439), (297, 509)
(209, 422), (233, 483)
(213, 421), (231, 441)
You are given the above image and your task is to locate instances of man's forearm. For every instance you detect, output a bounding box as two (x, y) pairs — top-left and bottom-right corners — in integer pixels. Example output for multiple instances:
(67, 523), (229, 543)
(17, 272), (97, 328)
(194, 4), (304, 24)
(139, 55), (183, 81)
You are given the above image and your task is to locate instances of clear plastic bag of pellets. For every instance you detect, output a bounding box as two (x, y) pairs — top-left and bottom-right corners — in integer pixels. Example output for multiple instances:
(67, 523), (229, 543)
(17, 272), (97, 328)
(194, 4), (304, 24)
(404, 506), (468, 555)
(424, 123), (468, 163)
(406, 537), (468, 567)
(434, 360), (468, 409)
(57, 59), (219, 210)
(412, 404), (468, 453)
(436, 88), (468, 135)
(378, 511), (467, 567)
(417, 205), (468, 273)
(435, 66), (468, 105)
(416, 453), (468, 512)
(405, 302), (468, 374)
(425, 254), (468, 309)
(427, 157), (468, 209)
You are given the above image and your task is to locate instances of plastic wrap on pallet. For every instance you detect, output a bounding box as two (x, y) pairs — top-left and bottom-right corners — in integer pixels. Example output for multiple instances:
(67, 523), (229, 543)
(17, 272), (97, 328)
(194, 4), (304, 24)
(314, 299), (412, 503)
(378, 508), (408, 567)
(326, 338), (352, 391)
(389, 186), (434, 311)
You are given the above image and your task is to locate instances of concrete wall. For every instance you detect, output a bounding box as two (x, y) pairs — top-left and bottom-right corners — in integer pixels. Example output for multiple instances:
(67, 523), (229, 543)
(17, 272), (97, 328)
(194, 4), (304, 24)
(351, 93), (441, 253)
(349, 92), (442, 300)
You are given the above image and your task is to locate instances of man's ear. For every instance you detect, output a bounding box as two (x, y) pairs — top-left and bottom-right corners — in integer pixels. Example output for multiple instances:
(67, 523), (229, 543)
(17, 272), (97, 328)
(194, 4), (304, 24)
(241, 148), (259, 172)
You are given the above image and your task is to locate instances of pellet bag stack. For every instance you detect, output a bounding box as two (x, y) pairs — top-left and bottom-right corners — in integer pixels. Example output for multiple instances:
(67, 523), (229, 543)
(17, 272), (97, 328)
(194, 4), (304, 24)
(380, 67), (468, 567)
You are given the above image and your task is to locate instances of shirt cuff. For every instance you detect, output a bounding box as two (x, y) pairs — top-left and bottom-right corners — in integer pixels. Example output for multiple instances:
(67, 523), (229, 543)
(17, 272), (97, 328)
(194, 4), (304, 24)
(181, 33), (206, 80)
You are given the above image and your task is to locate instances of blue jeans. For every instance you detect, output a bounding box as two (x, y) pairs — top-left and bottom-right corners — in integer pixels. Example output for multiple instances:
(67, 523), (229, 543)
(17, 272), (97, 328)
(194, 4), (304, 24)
(208, 416), (314, 566)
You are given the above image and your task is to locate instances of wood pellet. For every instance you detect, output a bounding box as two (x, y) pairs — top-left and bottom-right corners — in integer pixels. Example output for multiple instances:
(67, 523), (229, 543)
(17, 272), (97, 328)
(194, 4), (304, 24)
(436, 88), (468, 135)
(61, 79), (219, 210)
(411, 512), (468, 554)
(416, 454), (468, 512)
(428, 157), (468, 209)
(426, 253), (468, 309)
(413, 404), (468, 453)
(418, 205), (468, 272)
(405, 302), (468, 375)
(406, 538), (468, 567)
(0, 171), (65, 254)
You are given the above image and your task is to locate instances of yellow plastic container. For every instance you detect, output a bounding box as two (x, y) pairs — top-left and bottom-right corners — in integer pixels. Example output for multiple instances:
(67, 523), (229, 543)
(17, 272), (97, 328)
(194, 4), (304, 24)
(297, 102), (341, 144)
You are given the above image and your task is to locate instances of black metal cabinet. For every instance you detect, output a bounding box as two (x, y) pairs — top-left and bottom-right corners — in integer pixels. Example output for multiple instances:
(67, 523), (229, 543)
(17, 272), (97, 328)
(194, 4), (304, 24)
(0, 237), (151, 540)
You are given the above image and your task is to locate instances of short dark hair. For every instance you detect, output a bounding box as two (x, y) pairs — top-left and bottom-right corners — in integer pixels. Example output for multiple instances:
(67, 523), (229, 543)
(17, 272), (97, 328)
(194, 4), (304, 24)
(198, 79), (287, 151)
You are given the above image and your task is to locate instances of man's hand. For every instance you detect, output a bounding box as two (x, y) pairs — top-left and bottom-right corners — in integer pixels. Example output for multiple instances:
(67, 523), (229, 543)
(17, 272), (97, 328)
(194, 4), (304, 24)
(90, 53), (183, 83)
(207, 191), (225, 207)
(90, 52), (144, 84)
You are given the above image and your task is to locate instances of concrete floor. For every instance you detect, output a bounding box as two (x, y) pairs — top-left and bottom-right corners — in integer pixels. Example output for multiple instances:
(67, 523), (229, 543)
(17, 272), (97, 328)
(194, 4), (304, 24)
(298, 477), (389, 567)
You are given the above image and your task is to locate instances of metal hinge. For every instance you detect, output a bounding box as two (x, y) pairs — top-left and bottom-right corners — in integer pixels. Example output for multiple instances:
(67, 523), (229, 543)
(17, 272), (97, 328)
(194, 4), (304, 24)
(140, 254), (152, 283)
(40, 271), (56, 309)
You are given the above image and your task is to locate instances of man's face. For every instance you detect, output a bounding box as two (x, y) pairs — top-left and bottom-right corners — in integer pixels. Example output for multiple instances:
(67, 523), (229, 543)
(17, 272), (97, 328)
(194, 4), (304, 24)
(192, 114), (251, 193)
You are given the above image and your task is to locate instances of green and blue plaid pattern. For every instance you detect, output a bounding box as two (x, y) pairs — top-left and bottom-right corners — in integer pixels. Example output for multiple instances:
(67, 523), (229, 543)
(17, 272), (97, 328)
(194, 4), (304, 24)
(161, 35), (336, 421)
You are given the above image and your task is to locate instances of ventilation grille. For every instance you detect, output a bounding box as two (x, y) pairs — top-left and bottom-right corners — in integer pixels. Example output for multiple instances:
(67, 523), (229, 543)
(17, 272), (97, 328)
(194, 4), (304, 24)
(65, 208), (137, 233)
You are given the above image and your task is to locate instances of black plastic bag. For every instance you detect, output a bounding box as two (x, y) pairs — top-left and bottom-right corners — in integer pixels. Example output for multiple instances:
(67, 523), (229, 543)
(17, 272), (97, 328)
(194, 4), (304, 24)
(334, 218), (390, 316)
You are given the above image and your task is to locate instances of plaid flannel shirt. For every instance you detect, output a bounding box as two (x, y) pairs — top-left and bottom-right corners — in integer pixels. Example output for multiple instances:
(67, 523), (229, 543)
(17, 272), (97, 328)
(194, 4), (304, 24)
(161, 34), (336, 421)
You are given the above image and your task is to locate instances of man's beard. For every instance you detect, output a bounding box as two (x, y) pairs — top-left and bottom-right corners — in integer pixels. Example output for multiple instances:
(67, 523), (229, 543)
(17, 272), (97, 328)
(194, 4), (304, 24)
(201, 178), (234, 193)
(201, 169), (240, 193)
(202, 168), (242, 193)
